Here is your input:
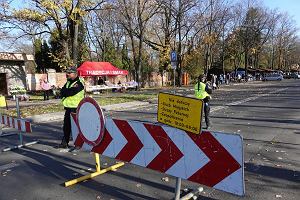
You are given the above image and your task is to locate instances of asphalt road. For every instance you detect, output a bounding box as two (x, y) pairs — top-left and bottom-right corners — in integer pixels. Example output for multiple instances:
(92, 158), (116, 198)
(0, 80), (299, 200)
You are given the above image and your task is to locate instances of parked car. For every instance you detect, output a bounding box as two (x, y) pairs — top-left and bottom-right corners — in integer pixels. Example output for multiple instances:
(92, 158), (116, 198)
(283, 73), (292, 79)
(290, 73), (300, 79)
(262, 74), (283, 81)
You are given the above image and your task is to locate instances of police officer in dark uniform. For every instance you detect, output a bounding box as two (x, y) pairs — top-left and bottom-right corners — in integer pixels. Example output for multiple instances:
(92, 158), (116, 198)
(58, 66), (85, 148)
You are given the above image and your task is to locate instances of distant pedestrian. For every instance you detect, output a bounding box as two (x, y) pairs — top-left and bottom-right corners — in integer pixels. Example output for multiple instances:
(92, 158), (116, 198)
(97, 77), (104, 85)
(40, 79), (51, 100)
(226, 73), (230, 84)
(194, 75), (212, 129)
(59, 66), (85, 148)
(216, 75), (220, 88)
(237, 74), (241, 83)
(211, 74), (217, 90)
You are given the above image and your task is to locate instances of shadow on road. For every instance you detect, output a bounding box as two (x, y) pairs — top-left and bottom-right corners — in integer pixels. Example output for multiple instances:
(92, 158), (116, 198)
(10, 146), (177, 200)
(245, 163), (299, 183)
(212, 116), (300, 125)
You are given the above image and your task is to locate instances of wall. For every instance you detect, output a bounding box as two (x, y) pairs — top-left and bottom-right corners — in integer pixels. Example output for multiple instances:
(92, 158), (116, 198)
(55, 73), (67, 88)
(26, 72), (67, 91)
(0, 53), (35, 95)
(26, 74), (46, 90)
(0, 61), (27, 94)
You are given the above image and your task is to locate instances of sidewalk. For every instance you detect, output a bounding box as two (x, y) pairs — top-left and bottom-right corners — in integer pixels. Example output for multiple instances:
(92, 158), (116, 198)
(6, 99), (60, 108)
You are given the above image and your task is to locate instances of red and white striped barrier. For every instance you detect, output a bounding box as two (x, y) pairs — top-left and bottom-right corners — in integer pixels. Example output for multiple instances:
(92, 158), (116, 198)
(0, 114), (32, 133)
(71, 116), (245, 196)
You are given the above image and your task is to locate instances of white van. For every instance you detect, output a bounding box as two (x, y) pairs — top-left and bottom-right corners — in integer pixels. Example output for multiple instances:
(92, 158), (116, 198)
(262, 74), (283, 81)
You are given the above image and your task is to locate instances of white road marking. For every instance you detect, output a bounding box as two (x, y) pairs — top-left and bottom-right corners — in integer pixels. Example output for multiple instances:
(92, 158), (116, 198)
(210, 88), (287, 113)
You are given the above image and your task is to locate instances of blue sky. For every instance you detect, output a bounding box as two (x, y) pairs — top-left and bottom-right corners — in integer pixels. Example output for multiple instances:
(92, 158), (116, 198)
(263, 0), (300, 34)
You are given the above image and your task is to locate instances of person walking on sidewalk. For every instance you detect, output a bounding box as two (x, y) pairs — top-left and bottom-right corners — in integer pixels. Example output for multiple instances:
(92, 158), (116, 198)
(59, 66), (85, 148)
(40, 79), (51, 100)
(194, 75), (212, 129)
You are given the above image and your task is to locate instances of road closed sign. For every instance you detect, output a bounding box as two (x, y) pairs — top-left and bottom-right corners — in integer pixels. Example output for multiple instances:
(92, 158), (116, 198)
(76, 97), (105, 146)
(158, 93), (203, 134)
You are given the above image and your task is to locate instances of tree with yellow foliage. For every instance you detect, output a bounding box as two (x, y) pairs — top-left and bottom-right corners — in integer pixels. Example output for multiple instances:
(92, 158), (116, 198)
(2, 0), (103, 69)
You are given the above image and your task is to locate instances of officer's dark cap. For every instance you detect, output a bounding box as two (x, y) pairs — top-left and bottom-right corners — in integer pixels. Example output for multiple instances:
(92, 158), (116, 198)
(66, 66), (77, 73)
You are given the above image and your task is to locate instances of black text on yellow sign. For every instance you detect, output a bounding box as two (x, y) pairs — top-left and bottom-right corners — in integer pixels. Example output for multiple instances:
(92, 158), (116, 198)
(157, 93), (203, 134)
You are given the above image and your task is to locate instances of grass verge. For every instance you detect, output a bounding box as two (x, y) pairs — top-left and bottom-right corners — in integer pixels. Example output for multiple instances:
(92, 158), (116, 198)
(2, 94), (157, 118)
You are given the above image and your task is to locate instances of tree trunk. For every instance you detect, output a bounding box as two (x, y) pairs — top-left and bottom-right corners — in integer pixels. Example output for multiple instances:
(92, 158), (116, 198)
(62, 38), (71, 65)
(271, 46), (274, 69)
(137, 34), (143, 88)
(244, 49), (248, 79)
(73, 22), (79, 65)
(204, 44), (209, 75)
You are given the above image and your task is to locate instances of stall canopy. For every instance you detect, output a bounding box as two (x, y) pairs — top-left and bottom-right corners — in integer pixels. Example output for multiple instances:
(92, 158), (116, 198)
(77, 61), (128, 76)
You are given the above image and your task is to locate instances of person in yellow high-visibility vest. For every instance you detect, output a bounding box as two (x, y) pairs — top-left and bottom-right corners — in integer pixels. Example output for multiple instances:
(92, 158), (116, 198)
(194, 75), (212, 129)
(59, 66), (85, 148)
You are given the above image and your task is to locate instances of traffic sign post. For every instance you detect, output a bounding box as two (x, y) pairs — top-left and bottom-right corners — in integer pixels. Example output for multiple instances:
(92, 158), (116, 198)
(170, 50), (181, 198)
(70, 97), (245, 196)
(171, 51), (177, 93)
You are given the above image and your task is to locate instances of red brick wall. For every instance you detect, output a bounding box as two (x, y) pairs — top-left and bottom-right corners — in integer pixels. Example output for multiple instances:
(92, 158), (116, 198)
(26, 73), (67, 91)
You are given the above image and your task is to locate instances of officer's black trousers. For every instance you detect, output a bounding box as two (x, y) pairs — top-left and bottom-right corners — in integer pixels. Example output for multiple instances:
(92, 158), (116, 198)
(204, 102), (210, 127)
(203, 97), (211, 127)
(62, 108), (77, 145)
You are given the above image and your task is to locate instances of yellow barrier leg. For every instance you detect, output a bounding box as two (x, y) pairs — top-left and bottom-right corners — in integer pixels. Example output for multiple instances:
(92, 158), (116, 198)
(64, 153), (125, 187)
(95, 153), (100, 172)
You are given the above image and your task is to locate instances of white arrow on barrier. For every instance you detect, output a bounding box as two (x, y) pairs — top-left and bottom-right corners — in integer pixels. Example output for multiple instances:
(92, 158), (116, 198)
(162, 126), (210, 179)
(128, 121), (161, 166)
(102, 118), (127, 158)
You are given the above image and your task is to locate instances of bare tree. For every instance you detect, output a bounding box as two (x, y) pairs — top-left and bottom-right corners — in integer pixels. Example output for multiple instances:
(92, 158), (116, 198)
(116, 0), (160, 87)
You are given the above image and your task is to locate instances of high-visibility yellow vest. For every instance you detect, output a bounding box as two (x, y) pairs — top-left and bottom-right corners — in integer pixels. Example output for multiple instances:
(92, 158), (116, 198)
(62, 78), (85, 108)
(194, 82), (210, 99)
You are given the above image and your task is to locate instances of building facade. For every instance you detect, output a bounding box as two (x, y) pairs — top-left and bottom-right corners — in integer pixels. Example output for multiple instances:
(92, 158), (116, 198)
(0, 52), (35, 95)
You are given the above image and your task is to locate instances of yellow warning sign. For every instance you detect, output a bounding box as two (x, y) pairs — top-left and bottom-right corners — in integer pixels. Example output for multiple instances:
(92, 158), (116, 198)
(157, 93), (203, 134)
(0, 96), (6, 108)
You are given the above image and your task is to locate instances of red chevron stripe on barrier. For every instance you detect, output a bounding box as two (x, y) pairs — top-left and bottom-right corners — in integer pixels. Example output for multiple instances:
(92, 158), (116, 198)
(187, 131), (241, 187)
(144, 124), (184, 173)
(92, 129), (113, 155)
(12, 118), (15, 128)
(17, 120), (21, 131)
(114, 119), (143, 162)
(0, 114), (32, 133)
(7, 116), (10, 127)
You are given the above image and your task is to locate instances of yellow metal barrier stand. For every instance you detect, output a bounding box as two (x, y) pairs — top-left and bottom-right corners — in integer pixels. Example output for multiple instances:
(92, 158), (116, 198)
(65, 153), (125, 187)
(0, 96), (7, 108)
